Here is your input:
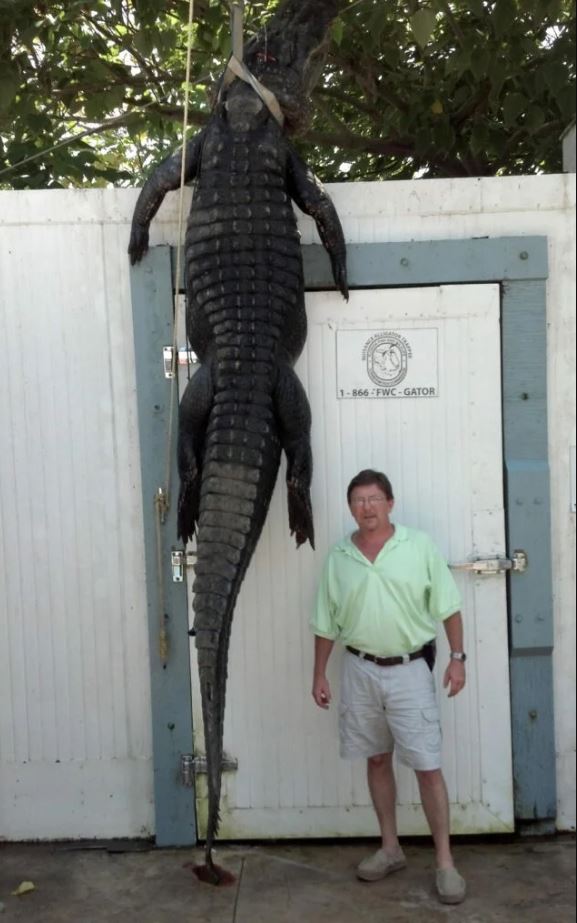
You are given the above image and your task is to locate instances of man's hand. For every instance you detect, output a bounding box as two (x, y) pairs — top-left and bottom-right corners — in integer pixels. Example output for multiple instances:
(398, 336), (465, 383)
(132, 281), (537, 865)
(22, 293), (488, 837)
(312, 676), (332, 709)
(443, 660), (466, 698)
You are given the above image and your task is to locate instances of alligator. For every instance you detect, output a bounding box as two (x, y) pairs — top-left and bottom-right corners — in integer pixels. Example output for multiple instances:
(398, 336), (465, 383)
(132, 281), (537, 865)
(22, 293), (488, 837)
(128, 0), (348, 883)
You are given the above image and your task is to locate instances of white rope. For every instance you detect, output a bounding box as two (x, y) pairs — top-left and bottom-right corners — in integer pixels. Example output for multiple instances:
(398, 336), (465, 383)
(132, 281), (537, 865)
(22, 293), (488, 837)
(163, 0), (196, 504)
(154, 0), (196, 666)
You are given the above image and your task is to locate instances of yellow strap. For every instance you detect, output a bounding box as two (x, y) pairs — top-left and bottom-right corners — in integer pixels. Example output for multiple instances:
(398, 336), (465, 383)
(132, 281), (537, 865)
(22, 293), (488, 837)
(221, 0), (285, 128)
(225, 55), (285, 127)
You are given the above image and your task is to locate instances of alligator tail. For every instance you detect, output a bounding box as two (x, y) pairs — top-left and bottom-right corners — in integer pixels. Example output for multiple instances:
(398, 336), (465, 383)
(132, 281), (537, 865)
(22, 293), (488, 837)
(190, 381), (282, 881)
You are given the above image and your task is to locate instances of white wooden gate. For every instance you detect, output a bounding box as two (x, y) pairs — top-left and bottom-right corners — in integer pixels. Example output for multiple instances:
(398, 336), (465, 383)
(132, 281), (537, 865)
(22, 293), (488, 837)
(188, 284), (514, 838)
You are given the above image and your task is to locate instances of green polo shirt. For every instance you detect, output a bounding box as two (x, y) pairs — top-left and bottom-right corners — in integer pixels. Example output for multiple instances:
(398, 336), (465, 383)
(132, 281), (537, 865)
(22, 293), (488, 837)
(311, 524), (461, 657)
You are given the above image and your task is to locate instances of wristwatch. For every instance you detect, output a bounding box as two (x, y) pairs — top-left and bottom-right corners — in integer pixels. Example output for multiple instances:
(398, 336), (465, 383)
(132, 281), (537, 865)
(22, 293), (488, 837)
(450, 651), (467, 662)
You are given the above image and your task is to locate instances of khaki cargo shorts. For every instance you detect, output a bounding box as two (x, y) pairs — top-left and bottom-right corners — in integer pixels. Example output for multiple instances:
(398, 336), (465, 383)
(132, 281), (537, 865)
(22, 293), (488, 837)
(339, 649), (442, 770)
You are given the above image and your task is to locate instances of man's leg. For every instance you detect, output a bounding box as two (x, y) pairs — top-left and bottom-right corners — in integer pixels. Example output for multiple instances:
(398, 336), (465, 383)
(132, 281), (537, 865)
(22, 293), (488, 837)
(414, 769), (453, 868)
(415, 768), (466, 903)
(357, 752), (406, 881)
(338, 653), (406, 882)
(367, 752), (401, 853)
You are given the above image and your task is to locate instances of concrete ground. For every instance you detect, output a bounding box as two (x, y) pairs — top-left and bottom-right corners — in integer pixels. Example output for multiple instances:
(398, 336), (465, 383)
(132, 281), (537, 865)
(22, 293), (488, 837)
(0, 837), (574, 923)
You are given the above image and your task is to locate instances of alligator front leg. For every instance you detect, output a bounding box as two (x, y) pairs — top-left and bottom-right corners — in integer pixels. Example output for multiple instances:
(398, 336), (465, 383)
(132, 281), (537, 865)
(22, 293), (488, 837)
(287, 146), (349, 301)
(177, 362), (214, 544)
(275, 363), (315, 549)
(128, 132), (205, 265)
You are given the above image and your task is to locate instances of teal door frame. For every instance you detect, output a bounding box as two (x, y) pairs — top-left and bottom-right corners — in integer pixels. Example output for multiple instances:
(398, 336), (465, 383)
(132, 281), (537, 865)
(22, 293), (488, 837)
(130, 248), (196, 847)
(131, 234), (554, 845)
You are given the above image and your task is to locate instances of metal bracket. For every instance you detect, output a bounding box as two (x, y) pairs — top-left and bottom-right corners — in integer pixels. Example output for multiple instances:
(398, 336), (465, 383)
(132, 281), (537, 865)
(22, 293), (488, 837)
(163, 346), (199, 379)
(451, 550), (528, 575)
(171, 550), (197, 583)
(180, 754), (195, 787)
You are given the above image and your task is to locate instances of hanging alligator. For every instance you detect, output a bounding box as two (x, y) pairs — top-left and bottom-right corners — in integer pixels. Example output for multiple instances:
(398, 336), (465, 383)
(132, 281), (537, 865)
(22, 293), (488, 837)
(129, 0), (348, 884)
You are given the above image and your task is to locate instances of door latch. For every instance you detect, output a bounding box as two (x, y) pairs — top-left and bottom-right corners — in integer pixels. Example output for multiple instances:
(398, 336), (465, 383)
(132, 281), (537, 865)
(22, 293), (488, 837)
(451, 550), (528, 575)
(192, 753), (239, 775)
(171, 549), (197, 583)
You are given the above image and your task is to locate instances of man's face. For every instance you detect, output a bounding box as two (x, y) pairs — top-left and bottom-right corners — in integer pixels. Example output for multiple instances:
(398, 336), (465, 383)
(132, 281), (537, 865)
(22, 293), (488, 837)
(349, 483), (394, 534)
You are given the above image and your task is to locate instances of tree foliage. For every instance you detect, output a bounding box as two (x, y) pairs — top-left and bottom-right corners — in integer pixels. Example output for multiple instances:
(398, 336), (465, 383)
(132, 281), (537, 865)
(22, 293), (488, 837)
(0, 0), (574, 188)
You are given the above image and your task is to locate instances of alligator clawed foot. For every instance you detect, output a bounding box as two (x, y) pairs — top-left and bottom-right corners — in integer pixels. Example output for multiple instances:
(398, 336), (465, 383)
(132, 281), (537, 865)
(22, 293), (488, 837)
(128, 224), (150, 265)
(287, 477), (315, 549)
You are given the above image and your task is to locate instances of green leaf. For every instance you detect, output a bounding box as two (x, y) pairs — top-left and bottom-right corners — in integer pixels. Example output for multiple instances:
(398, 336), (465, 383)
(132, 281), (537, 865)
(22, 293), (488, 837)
(489, 60), (509, 99)
(431, 119), (456, 149)
(133, 29), (154, 56)
(0, 67), (20, 113)
(525, 105), (546, 132)
(218, 27), (232, 57)
(470, 121), (490, 156)
(542, 0), (563, 21)
(556, 84), (577, 120)
(542, 61), (569, 95)
(106, 85), (126, 111)
(503, 92), (527, 127)
(468, 0), (486, 17)
(331, 17), (345, 46)
(470, 47), (491, 80)
(25, 112), (53, 132)
(366, 7), (388, 47)
(415, 126), (431, 157)
(409, 8), (437, 48)
(84, 93), (109, 121)
(493, 0), (517, 37)
(85, 60), (114, 84)
(447, 47), (471, 76)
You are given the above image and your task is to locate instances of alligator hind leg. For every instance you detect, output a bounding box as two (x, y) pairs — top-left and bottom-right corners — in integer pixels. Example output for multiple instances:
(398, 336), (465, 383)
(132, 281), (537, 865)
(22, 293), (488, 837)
(274, 363), (315, 549)
(178, 362), (214, 543)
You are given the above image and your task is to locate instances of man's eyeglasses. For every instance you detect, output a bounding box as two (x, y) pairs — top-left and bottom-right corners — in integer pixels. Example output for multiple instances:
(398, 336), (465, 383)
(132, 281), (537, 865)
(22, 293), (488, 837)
(350, 496), (388, 507)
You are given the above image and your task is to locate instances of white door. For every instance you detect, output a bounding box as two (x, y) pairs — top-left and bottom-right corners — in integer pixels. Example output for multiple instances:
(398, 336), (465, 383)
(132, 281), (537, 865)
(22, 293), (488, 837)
(187, 284), (514, 838)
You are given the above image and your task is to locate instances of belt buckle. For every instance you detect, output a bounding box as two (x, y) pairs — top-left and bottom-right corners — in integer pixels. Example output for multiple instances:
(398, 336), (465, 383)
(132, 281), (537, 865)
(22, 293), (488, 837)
(402, 654), (410, 665)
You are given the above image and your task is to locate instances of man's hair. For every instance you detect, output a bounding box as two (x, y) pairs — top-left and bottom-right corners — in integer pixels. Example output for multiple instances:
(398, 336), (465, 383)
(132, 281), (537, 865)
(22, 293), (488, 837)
(347, 469), (395, 504)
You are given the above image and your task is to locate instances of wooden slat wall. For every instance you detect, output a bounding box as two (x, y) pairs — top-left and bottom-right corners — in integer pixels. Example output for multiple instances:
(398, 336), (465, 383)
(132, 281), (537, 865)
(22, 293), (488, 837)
(0, 212), (153, 838)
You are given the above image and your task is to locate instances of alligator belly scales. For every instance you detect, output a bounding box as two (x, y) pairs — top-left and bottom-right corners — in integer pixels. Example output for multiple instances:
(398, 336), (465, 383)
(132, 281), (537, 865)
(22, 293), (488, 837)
(129, 0), (347, 883)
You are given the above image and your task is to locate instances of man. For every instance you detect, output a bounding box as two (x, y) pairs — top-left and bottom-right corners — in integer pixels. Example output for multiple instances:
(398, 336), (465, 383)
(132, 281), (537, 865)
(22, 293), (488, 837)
(311, 469), (467, 905)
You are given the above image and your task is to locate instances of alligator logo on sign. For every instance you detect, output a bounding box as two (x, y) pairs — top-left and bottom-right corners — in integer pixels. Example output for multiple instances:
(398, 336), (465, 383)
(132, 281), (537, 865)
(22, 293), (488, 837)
(363, 332), (412, 387)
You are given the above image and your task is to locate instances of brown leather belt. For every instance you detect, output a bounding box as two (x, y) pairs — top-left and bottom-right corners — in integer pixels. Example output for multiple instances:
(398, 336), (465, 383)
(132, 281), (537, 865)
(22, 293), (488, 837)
(346, 645), (426, 667)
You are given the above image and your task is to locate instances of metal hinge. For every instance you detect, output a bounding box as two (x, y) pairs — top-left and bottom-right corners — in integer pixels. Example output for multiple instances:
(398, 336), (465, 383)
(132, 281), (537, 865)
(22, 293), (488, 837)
(451, 550), (528, 575)
(163, 346), (199, 379)
(171, 550), (197, 583)
(180, 753), (239, 786)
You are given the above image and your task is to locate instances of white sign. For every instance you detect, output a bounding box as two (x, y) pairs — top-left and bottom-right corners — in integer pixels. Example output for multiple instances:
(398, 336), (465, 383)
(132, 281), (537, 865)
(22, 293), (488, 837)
(336, 328), (439, 399)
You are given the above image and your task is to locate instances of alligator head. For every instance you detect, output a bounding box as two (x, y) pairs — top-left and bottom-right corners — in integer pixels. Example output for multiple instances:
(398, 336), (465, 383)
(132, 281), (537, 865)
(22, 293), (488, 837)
(222, 0), (342, 134)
